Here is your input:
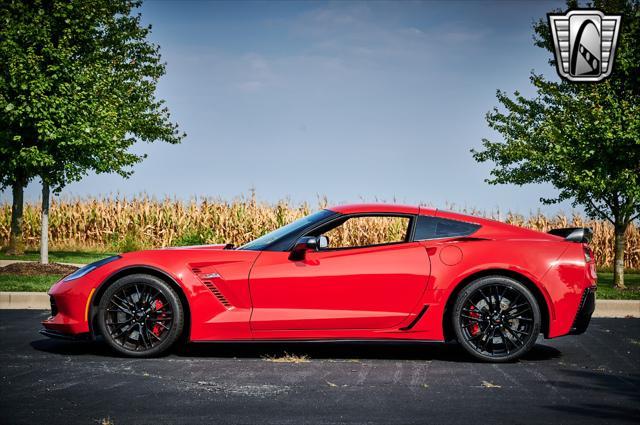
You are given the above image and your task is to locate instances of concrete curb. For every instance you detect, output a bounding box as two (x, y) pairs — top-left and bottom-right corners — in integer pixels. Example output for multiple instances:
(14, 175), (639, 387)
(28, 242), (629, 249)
(0, 292), (51, 309)
(1, 292), (638, 318)
(592, 300), (640, 318)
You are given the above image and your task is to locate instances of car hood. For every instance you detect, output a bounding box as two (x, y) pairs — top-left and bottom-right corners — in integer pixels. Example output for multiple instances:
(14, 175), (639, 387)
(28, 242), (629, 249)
(162, 244), (231, 251)
(115, 244), (260, 270)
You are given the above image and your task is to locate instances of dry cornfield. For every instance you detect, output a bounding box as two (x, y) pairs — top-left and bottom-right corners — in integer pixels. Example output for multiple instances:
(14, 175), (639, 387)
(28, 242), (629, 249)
(0, 195), (638, 269)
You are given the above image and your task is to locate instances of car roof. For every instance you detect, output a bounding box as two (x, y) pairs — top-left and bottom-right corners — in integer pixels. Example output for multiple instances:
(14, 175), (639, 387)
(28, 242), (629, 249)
(325, 204), (557, 240)
(327, 203), (422, 215)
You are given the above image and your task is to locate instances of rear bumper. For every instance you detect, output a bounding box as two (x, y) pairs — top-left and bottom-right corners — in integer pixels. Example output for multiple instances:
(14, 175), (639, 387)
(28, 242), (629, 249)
(569, 287), (596, 335)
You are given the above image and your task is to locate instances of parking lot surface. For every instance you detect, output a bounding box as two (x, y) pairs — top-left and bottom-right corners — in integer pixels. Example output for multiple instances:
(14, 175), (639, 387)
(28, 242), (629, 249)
(0, 310), (639, 424)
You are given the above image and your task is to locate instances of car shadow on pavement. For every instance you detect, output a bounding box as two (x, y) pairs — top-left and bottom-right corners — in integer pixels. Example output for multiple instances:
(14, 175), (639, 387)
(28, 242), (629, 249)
(30, 337), (561, 363)
(544, 370), (640, 422)
(174, 340), (562, 363)
(31, 337), (116, 357)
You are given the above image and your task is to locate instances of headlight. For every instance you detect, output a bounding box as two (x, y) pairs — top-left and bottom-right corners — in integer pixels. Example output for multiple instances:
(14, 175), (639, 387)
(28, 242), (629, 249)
(62, 256), (121, 282)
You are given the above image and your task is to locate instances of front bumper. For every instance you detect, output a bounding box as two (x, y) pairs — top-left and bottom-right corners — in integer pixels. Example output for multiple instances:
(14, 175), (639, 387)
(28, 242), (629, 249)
(39, 328), (91, 340)
(40, 255), (127, 338)
(41, 283), (95, 335)
(569, 286), (596, 335)
(40, 294), (91, 340)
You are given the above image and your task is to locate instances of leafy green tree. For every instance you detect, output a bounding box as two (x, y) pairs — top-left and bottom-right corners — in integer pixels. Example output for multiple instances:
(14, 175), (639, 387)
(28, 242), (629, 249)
(473, 0), (639, 289)
(0, 0), (184, 258)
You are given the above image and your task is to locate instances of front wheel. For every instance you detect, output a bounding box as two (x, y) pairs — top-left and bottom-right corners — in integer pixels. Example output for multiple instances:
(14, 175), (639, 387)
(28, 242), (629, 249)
(98, 274), (184, 357)
(452, 276), (541, 362)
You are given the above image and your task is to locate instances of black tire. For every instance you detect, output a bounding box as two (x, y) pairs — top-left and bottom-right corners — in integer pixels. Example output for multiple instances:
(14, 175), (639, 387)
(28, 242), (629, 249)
(452, 276), (541, 362)
(97, 274), (184, 357)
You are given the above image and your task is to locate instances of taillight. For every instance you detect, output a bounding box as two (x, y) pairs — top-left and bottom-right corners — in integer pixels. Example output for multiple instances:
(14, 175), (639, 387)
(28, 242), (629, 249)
(583, 245), (597, 280)
(583, 246), (593, 263)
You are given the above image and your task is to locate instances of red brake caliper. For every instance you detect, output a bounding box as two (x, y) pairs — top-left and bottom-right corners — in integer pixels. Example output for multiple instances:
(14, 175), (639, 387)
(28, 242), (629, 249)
(152, 299), (164, 337)
(469, 305), (480, 336)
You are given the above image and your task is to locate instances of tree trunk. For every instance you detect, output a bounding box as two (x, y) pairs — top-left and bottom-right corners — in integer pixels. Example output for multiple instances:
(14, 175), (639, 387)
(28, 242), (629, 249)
(7, 181), (25, 255)
(40, 181), (50, 265)
(613, 222), (627, 290)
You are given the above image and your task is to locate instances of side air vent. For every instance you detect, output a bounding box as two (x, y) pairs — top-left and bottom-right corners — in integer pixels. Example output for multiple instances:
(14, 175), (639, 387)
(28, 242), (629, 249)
(202, 281), (232, 308)
(190, 266), (232, 309)
(400, 305), (429, 330)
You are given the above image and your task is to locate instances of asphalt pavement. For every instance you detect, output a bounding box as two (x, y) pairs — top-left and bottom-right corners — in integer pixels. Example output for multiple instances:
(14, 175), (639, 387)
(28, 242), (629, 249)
(0, 310), (639, 425)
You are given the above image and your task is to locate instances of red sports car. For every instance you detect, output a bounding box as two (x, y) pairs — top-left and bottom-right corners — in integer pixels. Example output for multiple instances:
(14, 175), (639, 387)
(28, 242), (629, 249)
(41, 204), (597, 362)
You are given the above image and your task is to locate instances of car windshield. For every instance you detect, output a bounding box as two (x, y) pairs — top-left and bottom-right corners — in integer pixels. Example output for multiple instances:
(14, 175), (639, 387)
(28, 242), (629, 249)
(239, 209), (335, 251)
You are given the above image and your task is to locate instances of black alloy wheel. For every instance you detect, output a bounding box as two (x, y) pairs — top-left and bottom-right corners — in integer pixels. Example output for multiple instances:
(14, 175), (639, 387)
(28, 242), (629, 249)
(452, 276), (541, 362)
(98, 274), (184, 357)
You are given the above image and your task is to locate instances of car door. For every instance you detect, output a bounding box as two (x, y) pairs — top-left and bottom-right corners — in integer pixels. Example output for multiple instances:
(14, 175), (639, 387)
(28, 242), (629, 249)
(248, 215), (431, 331)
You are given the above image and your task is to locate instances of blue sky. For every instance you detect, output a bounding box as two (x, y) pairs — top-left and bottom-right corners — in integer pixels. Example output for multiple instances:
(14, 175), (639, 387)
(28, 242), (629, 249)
(7, 0), (578, 215)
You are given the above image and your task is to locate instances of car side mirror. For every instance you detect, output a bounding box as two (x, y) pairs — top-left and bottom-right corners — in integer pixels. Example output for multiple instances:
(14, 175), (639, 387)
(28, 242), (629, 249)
(317, 235), (328, 249)
(289, 236), (318, 261)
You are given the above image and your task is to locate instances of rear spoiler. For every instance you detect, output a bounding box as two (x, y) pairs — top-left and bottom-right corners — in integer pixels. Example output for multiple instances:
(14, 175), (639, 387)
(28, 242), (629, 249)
(548, 227), (593, 243)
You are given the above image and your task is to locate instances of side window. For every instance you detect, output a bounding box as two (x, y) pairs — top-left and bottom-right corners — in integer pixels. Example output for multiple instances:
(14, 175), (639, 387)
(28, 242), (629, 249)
(414, 216), (480, 240)
(321, 215), (411, 249)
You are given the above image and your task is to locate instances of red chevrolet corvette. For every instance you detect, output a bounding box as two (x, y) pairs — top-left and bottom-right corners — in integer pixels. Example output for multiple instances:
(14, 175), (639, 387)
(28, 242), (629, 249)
(41, 204), (597, 362)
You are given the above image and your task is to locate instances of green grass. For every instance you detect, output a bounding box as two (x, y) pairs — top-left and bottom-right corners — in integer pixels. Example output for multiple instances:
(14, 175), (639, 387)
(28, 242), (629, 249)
(0, 250), (115, 264)
(0, 274), (62, 292)
(595, 273), (640, 300)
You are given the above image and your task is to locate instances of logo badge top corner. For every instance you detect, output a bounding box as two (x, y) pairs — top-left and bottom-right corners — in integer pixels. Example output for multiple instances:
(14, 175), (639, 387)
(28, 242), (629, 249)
(548, 9), (621, 82)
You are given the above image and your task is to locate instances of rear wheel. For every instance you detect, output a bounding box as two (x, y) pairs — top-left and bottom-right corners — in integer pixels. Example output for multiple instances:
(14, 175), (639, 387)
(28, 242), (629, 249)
(98, 274), (184, 357)
(452, 276), (541, 362)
